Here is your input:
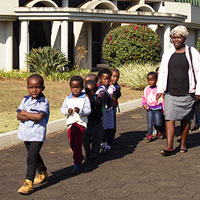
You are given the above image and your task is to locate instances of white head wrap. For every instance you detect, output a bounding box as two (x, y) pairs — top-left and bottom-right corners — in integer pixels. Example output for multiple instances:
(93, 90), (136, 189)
(170, 25), (189, 38)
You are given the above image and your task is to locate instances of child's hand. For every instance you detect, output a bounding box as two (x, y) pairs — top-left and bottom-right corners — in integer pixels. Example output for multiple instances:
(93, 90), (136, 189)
(74, 107), (80, 113)
(68, 108), (73, 115)
(20, 110), (27, 116)
(143, 104), (149, 110)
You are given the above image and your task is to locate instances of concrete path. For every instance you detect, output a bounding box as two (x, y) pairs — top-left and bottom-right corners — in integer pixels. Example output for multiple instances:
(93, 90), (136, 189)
(1, 108), (200, 200)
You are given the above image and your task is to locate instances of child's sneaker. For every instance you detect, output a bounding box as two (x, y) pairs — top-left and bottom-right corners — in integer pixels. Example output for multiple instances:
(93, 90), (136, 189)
(152, 129), (157, 138)
(71, 164), (80, 175)
(190, 125), (199, 132)
(157, 132), (164, 139)
(146, 135), (152, 143)
(17, 179), (33, 194)
(33, 171), (48, 185)
(106, 144), (111, 151)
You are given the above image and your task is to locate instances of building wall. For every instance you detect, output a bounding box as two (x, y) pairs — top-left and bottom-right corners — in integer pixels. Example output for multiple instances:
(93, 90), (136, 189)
(186, 28), (196, 47)
(0, 22), (7, 70)
(0, 0), (18, 15)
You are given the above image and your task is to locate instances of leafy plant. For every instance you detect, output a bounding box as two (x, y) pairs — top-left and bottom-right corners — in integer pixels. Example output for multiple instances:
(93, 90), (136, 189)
(196, 37), (200, 53)
(26, 46), (70, 76)
(75, 46), (88, 69)
(102, 24), (161, 67)
(0, 70), (31, 79)
(118, 63), (159, 90)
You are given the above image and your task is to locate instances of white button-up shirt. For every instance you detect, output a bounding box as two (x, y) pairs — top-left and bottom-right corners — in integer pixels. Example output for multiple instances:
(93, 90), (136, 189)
(17, 94), (50, 142)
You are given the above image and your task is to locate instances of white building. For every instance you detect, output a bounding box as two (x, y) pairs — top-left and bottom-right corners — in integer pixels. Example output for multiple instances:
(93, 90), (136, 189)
(1, 0), (200, 71)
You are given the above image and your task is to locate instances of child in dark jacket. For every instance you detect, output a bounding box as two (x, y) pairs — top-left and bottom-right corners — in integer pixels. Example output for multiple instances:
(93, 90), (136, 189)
(111, 69), (121, 138)
(83, 80), (104, 162)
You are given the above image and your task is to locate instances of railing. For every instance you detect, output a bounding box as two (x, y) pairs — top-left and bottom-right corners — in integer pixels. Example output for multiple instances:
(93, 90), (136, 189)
(175, 0), (200, 6)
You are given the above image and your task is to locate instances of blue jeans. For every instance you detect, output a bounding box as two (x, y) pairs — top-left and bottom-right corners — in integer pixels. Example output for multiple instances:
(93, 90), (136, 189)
(147, 109), (163, 135)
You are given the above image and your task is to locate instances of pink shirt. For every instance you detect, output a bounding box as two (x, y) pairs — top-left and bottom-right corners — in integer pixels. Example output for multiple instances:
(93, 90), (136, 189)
(142, 86), (162, 110)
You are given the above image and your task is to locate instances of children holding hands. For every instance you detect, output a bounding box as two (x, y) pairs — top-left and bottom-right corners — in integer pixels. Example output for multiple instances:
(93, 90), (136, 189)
(17, 69), (121, 195)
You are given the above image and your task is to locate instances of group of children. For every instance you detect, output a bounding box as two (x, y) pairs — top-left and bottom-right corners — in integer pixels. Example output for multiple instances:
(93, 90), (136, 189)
(16, 68), (121, 195)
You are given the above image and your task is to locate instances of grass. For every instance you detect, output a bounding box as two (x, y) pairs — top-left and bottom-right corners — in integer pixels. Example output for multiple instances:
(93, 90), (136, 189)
(0, 79), (143, 134)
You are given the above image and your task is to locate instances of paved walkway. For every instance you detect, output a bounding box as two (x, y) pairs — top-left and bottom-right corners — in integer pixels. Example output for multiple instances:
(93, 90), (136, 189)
(1, 108), (200, 200)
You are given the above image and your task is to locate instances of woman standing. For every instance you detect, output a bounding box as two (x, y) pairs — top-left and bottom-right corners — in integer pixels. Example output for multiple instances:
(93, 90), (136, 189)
(157, 25), (200, 156)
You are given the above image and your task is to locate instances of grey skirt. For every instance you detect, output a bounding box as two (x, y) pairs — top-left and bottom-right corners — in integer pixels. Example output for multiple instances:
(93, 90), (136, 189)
(164, 93), (195, 121)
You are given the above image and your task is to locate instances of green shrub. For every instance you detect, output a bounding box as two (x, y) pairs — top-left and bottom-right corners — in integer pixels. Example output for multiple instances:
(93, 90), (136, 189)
(102, 24), (161, 67)
(196, 37), (200, 53)
(47, 68), (90, 81)
(0, 70), (31, 79)
(118, 63), (159, 90)
(0, 68), (90, 81)
(26, 46), (70, 76)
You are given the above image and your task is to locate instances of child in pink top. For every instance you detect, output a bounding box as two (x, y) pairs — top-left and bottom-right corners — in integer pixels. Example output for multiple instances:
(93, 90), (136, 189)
(142, 72), (164, 143)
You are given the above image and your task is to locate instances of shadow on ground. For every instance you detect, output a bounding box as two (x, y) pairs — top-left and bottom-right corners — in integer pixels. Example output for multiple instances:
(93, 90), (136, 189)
(34, 130), (146, 192)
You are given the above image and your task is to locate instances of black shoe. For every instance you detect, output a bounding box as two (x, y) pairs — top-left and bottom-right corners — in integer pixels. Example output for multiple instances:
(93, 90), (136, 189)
(160, 149), (175, 156)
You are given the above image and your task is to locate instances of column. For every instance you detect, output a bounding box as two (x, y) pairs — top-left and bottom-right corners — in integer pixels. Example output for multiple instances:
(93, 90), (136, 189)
(5, 22), (13, 72)
(163, 24), (170, 52)
(62, 0), (69, 7)
(19, 20), (28, 71)
(87, 23), (92, 69)
(61, 20), (68, 60)
(112, 0), (117, 6)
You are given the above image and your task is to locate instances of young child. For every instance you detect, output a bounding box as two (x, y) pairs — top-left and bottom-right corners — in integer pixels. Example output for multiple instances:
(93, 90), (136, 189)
(17, 74), (49, 195)
(97, 68), (115, 153)
(111, 69), (121, 138)
(84, 73), (98, 84)
(142, 72), (164, 143)
(83, 80), (104, 162)
(61, 76), (91, 174)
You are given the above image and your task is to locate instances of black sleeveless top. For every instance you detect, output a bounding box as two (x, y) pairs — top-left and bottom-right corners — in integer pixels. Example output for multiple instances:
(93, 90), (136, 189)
(166, 52), (189, 96)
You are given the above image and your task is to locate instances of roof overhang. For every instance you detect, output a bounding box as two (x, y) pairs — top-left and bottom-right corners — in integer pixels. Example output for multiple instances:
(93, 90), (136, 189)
(0, 15), (17, 21)
(15, 7), (186, 25)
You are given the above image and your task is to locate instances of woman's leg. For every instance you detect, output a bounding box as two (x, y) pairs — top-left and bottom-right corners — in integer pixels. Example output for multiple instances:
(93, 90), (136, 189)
(180, 120), (190, 150)
(165, 120), (175, 151)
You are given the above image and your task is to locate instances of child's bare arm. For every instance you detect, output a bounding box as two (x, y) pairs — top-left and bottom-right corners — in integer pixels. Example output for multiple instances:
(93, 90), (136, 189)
(20, 110), (45, 121)
(17, 112), (29, 121)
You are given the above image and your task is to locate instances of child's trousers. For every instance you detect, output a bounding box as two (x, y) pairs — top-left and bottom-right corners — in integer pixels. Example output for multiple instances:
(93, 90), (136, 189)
(147, 109), (163, 135)
(83, 121), (103, 159)
(68, 123), (85, 164)
(25, 141), (47, 181)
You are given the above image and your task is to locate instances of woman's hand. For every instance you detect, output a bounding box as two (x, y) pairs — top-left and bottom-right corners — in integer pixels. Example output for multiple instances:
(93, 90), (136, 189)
(156, 93), (164, 101)
(195, 95), (200, 101)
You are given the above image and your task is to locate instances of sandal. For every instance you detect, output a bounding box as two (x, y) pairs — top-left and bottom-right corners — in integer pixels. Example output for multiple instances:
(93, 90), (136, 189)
(180, 148), (188, 153)
(160, 149), (175, 156)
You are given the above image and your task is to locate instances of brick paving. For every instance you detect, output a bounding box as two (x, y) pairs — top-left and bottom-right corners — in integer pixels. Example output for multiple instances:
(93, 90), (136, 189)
(1, 108), (200, 200)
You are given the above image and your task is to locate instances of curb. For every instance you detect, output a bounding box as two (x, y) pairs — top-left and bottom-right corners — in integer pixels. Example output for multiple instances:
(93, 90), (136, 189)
(0, 99), (142, 150)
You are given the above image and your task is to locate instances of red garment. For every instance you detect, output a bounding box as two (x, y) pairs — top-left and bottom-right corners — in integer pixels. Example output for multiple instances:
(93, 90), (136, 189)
(67, 123), (85, 164)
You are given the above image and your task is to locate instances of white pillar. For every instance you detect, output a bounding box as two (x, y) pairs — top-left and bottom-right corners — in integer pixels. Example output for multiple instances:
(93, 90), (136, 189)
(163, 24), (171, 52)
(61, 20), (68, 60)
(5, 22), (13, 72)
(62, 0), (69, 7)
(87, 23), (92, 69)
(19, 20), (28, 71)
(112, 0), (117, 6)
